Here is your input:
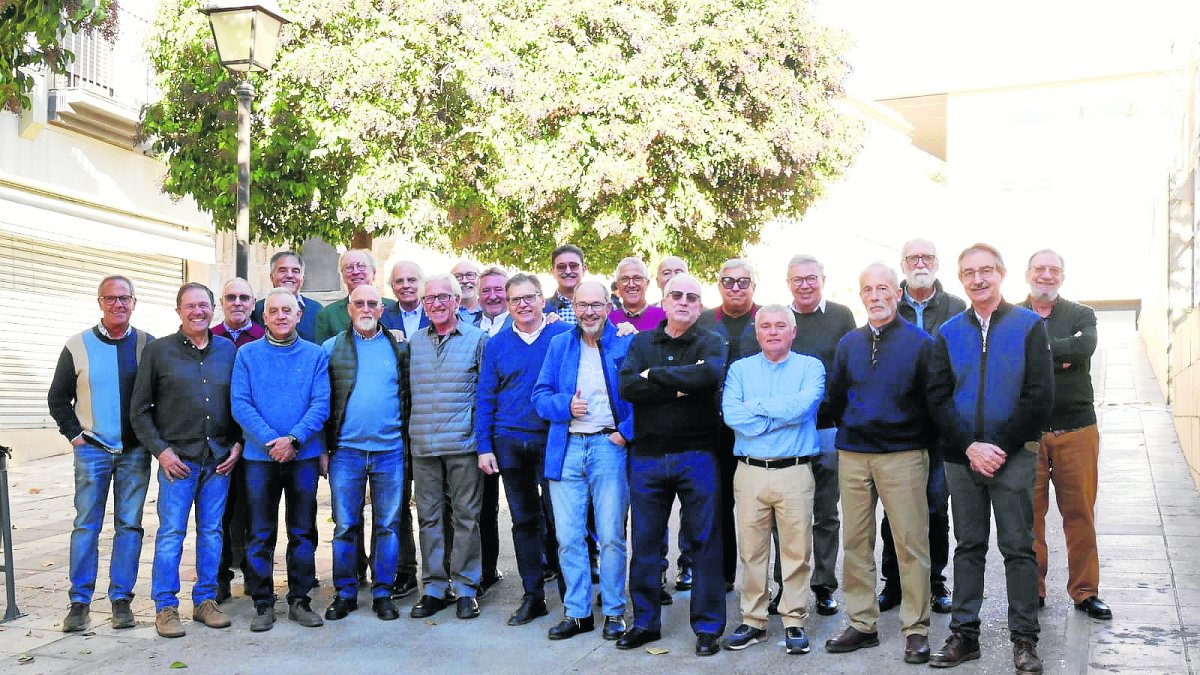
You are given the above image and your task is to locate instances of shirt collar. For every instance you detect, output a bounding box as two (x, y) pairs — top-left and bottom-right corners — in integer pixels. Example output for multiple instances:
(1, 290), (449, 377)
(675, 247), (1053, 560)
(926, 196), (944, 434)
(96, 322), (130, 340)
(903, 287), (936, 307)
(513, 315), (546, 339)
(790, 297), (826, 315)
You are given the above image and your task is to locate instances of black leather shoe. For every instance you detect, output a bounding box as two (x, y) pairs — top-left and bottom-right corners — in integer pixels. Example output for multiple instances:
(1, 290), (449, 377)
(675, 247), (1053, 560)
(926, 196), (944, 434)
(324, 596), (358, 621)
(507, 596), (548, 626)
(1038, 596), (1045, 608)
(456, 596), (480, 619)
(675, 564), (694, 591)
(814, 587), (839, 616)
(1075, 596), (1112, 620)
(1013, 637), (1043, 674)
(905, 634), (931, 664)
(825, 625), (879, 653)
(602, 615), (626, 640)
(767, 587), (782, 615)
(373, 597), (399, 621)
(696, 632), (720, 656)
(390, 574), (419, 600)
(410, 594), (450, 618)
(548, 615), (594, 640)
(929, 631), (981, 668)
(877, 587), (901, 612)
(616, 626), (661, 650)
(931, 582), (952, 614)
(479, 570), (504, 599)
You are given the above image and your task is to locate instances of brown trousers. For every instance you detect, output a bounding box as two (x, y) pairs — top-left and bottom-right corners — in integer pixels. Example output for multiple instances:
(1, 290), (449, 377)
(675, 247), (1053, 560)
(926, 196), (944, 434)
(1032, 425), (1101, 602)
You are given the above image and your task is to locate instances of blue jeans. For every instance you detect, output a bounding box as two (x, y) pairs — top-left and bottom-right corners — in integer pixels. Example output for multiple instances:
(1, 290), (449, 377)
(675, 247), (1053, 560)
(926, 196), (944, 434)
(69, 443), (151, 604)
(495, 435), (562, 599)
(329, 447), (404, 600)
(548, 434), (628, 618)
(243, 458), (319, 606)
(629, 450), (725, 636)
(151, 457), (230, 611)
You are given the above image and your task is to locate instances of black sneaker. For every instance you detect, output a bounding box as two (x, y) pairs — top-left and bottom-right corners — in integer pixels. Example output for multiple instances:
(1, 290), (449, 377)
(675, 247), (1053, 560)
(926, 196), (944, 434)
(250, 604), (275, 632)
(723, 623), (766, 651)
(62, 602), (90, 633)
(785, 627), (811, 654)
(110, 598), (135, 629)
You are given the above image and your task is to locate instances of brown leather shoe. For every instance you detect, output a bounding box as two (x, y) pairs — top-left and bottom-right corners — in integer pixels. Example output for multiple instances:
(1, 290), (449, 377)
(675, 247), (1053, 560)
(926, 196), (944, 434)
(824, 625), (879, 653)
(929, 632), (980, 668)
(904, 634), (930, 664)
(1013, 638), (1043, 674)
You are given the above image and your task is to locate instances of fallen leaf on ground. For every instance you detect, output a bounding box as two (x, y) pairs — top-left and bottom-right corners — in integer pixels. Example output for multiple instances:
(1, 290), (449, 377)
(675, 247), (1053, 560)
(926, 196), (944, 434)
(646, 647), (669, 655)
(28, 488), (40, 494)
(170, 661), (188, 669)
(41, 562), (54, 567)
(17, 654), (34, 664)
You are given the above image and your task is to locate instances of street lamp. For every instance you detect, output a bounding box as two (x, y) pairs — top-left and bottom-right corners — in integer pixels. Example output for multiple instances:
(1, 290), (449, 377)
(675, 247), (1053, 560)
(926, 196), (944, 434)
(200, 0), (290, 279)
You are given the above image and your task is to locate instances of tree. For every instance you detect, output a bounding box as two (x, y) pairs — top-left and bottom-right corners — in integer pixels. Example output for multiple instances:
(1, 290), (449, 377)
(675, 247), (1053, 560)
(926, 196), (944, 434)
(141, 0), (861, 275)
(1, 0), (119, 113)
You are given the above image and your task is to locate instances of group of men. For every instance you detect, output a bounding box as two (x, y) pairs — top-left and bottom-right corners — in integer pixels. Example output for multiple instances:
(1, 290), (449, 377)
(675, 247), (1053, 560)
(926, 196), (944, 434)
(47, 238), (1111, 674)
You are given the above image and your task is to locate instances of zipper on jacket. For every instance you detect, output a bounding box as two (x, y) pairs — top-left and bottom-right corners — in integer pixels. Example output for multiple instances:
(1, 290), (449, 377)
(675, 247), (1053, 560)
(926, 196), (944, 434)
(973, 322), (988, 438)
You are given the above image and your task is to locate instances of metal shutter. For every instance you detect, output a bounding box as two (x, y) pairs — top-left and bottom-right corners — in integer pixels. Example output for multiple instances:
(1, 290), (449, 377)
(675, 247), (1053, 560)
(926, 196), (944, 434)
(0, 231), (184, 429)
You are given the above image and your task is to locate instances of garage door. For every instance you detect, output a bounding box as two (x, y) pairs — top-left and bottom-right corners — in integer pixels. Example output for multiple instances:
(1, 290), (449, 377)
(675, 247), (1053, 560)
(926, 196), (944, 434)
(0, 231), (184, 429)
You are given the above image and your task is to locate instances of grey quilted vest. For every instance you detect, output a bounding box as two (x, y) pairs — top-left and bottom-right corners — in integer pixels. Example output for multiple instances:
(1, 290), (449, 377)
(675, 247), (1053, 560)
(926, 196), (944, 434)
(408, 322), (487, 457)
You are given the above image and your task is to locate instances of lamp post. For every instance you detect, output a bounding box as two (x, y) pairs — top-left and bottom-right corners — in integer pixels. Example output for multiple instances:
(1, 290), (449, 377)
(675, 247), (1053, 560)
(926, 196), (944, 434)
(199, 0), (289, 279)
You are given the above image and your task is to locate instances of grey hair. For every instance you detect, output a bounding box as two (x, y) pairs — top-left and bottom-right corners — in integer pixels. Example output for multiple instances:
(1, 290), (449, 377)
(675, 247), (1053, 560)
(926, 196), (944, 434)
(1027, 248), (1064, 270)
(423, 273), (462, 298)
(755, 303), (796, 329)
(786, 254), (825, 276)
(264, 287), (300, 312)
(720, 258), (757, 283)
(616, 257), (649, 277)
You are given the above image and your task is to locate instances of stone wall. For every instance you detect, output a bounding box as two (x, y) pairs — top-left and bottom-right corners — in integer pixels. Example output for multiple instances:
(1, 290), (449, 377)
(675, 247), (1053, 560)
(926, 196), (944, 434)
(1170, 309), (1200, 489)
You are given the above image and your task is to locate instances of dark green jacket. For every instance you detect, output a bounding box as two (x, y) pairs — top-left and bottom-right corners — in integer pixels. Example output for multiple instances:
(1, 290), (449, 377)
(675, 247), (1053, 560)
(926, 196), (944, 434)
(1019, 296), (1097, 430)
(325, 327), (411, 452)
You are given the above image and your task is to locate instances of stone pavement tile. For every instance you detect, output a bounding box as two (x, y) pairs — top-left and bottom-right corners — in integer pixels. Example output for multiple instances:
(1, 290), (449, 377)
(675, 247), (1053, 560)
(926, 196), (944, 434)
(1088, 642), (1190, 672)
(1171, 575), (1200, 590)
(1097, 586), (1176, 606)
(0, 653), (86, 674)
(1092, 602), (1180, 626)
(1096, 523), (1164, 536)
(1100, 572), (1174, 591)
(0, 627), (70, 657)
(1173, 588), (1200, 608)
(1090, 619), (1188, 646)
(1093, 546), (1168, 562)
(1095, 534), (1165, 549)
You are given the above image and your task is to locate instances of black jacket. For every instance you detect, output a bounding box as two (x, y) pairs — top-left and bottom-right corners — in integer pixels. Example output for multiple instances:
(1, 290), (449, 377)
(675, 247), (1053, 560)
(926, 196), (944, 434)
(898, 279), (967, 336)
(1018, 296), (1097, 430)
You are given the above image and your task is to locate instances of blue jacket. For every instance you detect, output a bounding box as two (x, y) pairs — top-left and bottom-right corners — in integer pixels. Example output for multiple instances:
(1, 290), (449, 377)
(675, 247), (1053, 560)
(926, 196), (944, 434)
(928, 301), (1054, 463)
(252, 294), (323, 343)
(533, 323), (635, 481)
(476, 321), (572, 457)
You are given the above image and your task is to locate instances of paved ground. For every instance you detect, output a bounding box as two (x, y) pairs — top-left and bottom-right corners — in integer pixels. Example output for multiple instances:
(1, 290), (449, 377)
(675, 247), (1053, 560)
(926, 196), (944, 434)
(1, 311), (1197, 674)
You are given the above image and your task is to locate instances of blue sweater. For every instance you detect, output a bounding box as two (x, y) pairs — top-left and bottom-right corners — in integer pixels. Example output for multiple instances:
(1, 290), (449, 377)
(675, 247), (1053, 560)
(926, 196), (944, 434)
(232, 337), (331, 461)
(475, 321), (572, 457)
(721, 351), (825, 459)
(323, 333), (403, 452)
(827, 317), (935, 453)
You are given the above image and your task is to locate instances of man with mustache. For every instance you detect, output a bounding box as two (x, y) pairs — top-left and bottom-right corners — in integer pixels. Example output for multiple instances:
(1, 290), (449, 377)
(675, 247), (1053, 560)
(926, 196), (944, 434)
(453, 260), (485, 326)
(927, 243), (1053, 674)
(315, 249), (397, 344)
(251, 251), (323, 343)
(476, 266), (513, 336)
(544, 244), (587, 325)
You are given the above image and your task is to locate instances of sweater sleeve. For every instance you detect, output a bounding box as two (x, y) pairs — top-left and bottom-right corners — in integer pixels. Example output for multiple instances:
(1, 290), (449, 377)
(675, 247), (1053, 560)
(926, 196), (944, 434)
(475, 340), (500, 455)
(1050, 304), (1098, 366)
(129, 346), (169, 456)
(289, 350), (331, 445)
(995, 321), (1055, 452)
(231, 350), (282, 447)
(533, 339), (574, 423)
(47, 346), (83, 440)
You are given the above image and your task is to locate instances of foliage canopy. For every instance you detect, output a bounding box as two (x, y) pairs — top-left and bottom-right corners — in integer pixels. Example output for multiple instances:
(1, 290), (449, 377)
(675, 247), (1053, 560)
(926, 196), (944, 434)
(0, 0), (118, 112)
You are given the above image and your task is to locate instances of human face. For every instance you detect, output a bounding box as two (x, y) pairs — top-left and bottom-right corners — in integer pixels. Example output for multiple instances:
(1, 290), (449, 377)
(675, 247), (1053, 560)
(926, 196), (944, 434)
(656, 257), (688, 292)
(177, 287), (214, 340)
(901, 241), (939, 290)
(663, 277), (703, 328)
(221, 279), (255, 327)
(263, 293), (300, 340)
(506, 281), (545, 332)
(452, 262), (480, 302)
(958, 250), (1005, 309)
(340, 251), (375, 292)
(479, 273), (508, 319)
(616, 262), (648, 310)
(1026, 251), (1064, 303)
(348, 285), (383, 333)
(718, 266), (755, 315)
(859, 267), (901, 328)
(270, 255), (305, 294)
(552, 252), (585, 294)
(787, 262), (824, 312)
(390, 262), (422, 310)
(574, 283), (610, 338)
(97, 278), (136, 333)
(422, 278), (460, 330)
(755, 309), (796, 361)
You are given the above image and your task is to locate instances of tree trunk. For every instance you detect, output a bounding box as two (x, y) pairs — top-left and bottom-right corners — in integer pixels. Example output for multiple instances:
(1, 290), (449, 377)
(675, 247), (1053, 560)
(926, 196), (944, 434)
(351, 230), (373, 249)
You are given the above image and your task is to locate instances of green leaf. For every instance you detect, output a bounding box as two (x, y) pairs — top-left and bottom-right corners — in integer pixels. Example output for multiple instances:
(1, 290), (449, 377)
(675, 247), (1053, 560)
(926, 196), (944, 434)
(170, 662), (188, 669)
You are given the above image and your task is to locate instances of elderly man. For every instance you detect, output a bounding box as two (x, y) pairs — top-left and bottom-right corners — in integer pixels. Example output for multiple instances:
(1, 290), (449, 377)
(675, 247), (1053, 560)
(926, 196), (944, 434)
(654, 256), (689, 305)
(720, 305), (824, 656)
(322, 285), (410, 622)
(131, 283), (241, 637)
(824, 264), (934, 663)
(609, 257), (666, 331)
(212, 277), (265, 347)
(543, 244), (587, 325)
(452, 260), (485, 325)
(251, 251), (323, 343)
(477, 266), (512, 336)
(1021, 250), (1110, 620)
(877, 239), (965, 614)
(232, 289), (331, 632)
(315, 249), (397, 343)
(784, 253), (856, 616)
(618, 273), (726, 656)
(408, 275), (490, 620)
(533, 280), (634, 641)
(927, 244), (1053, 673)
(49, 275), (153, 633)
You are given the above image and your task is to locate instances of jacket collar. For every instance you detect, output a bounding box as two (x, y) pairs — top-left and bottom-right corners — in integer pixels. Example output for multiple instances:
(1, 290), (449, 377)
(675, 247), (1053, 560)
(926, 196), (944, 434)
(651, 319), (703, 344)
(966, 299), (1013, 327)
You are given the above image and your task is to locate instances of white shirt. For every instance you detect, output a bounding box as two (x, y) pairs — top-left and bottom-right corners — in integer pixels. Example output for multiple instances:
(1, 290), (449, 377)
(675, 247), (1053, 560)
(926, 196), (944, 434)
(790, 297), (828, 315)
(400, 306), (423, 337)
(568, 344), (615, 433)
(481, 311), (509, 337)
(514, 316), (547, 345)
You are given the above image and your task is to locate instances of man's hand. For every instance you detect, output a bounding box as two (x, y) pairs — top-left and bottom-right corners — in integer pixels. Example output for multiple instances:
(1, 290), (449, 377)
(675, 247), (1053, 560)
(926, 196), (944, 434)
(546, 312), (561, 324)
(965, 441), (1006, 478)
(216, 443), (242, 475)
(615, 322), (637, 337)
(267, 436), (296, 463)
(570, 389), (588, 418)
(70, 434), (85, 447)
(478, 453), (500, 475)
(158, 448), (191, 481)
(318, 453), (330, 477)
(607, 432), (626, 448)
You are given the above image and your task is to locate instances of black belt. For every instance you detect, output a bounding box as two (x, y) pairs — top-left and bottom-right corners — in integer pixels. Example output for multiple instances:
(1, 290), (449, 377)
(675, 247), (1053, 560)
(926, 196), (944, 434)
(737, 455), (813, 469)
(570, 427), (617, 437)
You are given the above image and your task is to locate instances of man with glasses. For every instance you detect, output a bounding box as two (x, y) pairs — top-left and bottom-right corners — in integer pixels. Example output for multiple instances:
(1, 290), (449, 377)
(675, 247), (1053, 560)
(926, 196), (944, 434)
(1020, 250), (1111, 621)
(544, 244), (587, 325)
(452, 260), (485, 326)
(876, 239), (965, 615)
(609, 257), (666, 331)
(49, 276), (154, 633)
(315, 249), (396, 343)
(212, 278), (265, 348)
(927, 243), (1053, 673)
(655, 257), (689, 306)
(131, 283), (240, 637)
(617, 274), (727, 656)
(784, 254), (857, 616)
(251, 251), (323, 343)
(477, 274), (572, 627)
(322, 284), (409, 622)
(408, 275), (490, 620)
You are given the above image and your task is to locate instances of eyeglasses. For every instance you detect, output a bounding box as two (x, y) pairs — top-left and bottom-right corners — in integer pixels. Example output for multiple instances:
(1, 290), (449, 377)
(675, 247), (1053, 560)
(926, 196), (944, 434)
(1029, 265), (1063, 277)
(554, 262), (582, 273)
(453, 272), (478, 281)
(905, 254), (936, 266)
(100, 295), (135, 306)
(789, 275), (821, 287)
(342, 262), (370, 273)
(959, 266), (997, 280)
(422, 293), (456, 306)
(573, 301), (607, 313)
(667, 291), (701, 303)
(224, 293), (253, 303)
(507, 293), (542, 307)
(351, 300), (381, 309)
(719, 276), (752, 290)
(618, 275), (646, 286)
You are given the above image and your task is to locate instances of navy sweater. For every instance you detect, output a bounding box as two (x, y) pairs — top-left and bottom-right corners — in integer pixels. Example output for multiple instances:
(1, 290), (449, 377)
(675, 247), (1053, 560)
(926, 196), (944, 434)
(475, 321), (573, 455)
(827, 317), (935, 453)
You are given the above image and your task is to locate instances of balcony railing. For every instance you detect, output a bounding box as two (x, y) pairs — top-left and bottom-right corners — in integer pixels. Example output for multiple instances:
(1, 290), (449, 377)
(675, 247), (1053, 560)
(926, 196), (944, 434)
(51, 7), (156, 114)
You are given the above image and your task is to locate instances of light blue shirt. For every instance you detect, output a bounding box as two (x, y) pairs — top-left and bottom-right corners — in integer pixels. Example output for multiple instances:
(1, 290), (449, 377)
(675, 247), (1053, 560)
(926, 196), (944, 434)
(902, 289), (932, 332)
(322, 332), (403, 452)
(721, 351), (825, 459)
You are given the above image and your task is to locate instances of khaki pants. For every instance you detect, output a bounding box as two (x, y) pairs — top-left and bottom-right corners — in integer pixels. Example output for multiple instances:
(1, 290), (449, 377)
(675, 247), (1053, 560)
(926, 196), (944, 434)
(1033, 425), (1101, 602)
(734, 459), (814, 629)
(839, 449), (930, 636)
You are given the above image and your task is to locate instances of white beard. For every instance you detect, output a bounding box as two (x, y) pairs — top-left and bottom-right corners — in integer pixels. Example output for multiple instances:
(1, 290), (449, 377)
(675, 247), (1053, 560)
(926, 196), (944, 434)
(906, 272), (935, 290)
(354, 316), (378, 333)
